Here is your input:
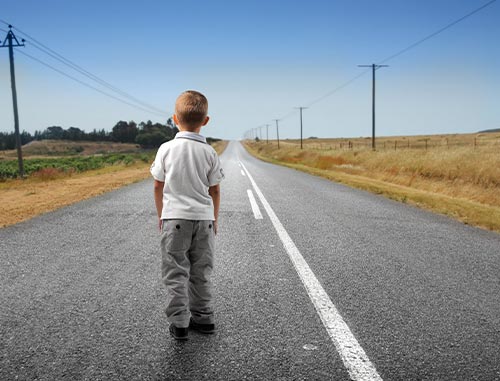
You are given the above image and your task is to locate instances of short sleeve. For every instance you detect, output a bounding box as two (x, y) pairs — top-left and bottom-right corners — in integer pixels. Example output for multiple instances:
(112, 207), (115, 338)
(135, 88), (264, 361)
(208, 152), (224, 186)
(150, 148), (166, 181)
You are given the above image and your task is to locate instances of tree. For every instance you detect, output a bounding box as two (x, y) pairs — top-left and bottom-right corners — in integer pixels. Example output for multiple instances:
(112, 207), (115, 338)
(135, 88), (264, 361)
(111, 120), (138, 143)
(45, 126), (64, 140)
(64, 127), (85, 141)
(134, 119), (176, 148)
(0, 131), (34, 150)
(135, 131), (168, 148)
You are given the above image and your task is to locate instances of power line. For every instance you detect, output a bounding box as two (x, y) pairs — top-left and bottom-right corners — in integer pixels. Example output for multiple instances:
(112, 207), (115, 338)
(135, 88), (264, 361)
(0, 19), (169, 117)
(16, 49), (168, 117)
(377, 0), (497, 64)
(262, 0), (496, 138)
(306, 70), (370, 108)
(27, 41), (168, 115)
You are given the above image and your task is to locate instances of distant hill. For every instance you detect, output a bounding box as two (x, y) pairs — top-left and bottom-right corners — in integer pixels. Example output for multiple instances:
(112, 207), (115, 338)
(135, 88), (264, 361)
(478, 128), (500, 133)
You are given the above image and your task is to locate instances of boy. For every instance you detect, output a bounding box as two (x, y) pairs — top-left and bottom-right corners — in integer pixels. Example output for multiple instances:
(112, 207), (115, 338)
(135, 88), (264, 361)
(150, 90), (223, 341)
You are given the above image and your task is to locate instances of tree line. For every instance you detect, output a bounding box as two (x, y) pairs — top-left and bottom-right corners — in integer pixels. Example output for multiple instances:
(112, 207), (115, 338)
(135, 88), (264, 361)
(0, 118), (181, 150)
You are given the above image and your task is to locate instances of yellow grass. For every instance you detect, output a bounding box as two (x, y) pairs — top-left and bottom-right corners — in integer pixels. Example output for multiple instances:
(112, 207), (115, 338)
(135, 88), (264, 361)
(1, 140), (228, 228)
(211, 140), (229, 155)
(0, 163), (151, 228)
(244, 136), (500, 233)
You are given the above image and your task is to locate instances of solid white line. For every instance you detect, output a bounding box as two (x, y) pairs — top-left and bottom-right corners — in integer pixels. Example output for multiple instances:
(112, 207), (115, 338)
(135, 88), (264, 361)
(239, 161), (382, 381)
(247, 189), (263, 219)
(241, 169), (246, 177)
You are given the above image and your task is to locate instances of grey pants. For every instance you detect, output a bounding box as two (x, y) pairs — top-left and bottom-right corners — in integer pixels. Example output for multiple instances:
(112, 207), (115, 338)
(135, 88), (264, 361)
(161, 219), (215, 328)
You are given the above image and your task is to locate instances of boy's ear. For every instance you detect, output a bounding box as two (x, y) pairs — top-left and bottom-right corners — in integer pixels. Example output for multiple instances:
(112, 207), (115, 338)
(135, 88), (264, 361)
(173, 114), (179, 125)
(202, 116), (210, 126)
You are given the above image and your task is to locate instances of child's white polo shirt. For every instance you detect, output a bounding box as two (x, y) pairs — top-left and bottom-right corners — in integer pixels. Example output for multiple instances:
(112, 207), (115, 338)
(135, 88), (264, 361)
(150, 131), (224, 221)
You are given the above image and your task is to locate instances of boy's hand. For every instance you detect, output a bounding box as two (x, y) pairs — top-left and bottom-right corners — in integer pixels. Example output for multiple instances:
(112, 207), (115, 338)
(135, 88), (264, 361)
(213, 220), (218, 235)
(158, 218), (163, 232)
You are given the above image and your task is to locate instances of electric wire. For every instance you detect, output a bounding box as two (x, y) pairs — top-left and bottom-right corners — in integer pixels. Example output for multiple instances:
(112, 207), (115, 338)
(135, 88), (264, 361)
(252, 0), (497, 137)
(27, 42), (168, 115)
(377, 0), (497, 64)
(1, 0), (496, 138)
(1, 19), (169, 117)
(16, 49), (168, 117)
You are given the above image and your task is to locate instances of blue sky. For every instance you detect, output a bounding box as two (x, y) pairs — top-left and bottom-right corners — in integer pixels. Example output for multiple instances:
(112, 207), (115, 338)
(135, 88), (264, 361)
(1, 0), (499, 140)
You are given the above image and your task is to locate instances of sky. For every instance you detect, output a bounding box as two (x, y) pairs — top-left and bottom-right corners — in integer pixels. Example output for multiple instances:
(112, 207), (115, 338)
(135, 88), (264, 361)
(1, 0), (499, 140)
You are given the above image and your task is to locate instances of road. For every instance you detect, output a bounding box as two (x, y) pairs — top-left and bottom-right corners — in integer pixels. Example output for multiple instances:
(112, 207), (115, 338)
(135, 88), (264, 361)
(1, 141), (499, 380)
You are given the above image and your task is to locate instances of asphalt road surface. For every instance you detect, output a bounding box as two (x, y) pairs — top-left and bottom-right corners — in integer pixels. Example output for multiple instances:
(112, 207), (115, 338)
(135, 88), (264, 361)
(1, 141), (499, 380)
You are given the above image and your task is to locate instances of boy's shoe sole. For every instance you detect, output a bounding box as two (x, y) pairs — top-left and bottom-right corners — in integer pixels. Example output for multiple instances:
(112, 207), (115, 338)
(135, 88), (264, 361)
(169, 325), (188, 341)
(189, 318), (215, 334)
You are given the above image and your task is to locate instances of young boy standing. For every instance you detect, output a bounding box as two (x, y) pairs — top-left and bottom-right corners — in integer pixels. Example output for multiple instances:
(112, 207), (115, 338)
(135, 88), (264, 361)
(151, 90), (224, 341)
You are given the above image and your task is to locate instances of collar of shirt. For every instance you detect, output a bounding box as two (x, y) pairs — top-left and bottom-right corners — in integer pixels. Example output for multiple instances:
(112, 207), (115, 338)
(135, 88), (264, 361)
(174, 131), (207, 144)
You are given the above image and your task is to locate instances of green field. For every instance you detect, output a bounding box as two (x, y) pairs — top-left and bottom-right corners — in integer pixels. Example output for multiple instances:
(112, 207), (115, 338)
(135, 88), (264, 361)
(0, 153), (154, 179)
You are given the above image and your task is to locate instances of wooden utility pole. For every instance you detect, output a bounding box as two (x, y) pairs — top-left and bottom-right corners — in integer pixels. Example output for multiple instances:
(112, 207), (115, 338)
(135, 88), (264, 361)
(358, 64), (388, 151)
(273, 119), (280, 149)
(294, 107), (307, 149)
(1, 26), (25, 177)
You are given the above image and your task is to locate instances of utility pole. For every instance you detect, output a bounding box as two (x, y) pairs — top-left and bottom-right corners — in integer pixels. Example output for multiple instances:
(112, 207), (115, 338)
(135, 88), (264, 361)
(294, 107), (307, 149)
(273, 119), (280, 149)
(266, 124), (269, 144)
(358, 64), (388, 150)
(1, 26), (25, 177)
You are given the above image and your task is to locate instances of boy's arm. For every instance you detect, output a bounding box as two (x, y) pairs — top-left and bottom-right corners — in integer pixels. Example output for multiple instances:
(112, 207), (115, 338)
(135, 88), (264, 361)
(154, 180), (165, 231)
(208, 184), (220, 235)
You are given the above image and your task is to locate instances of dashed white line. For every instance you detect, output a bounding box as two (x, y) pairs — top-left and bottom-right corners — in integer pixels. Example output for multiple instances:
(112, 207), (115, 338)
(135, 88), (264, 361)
(247, 189), (263, 219)
(241, 170), (246, 177)
(239, 161), (382, 381)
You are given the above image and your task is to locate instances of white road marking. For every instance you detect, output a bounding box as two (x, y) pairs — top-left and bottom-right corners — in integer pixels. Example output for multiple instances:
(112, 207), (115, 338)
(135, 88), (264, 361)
(239, 161), (382, 381)
(241, 170), (246, 177)
(247, 189), (263, 219)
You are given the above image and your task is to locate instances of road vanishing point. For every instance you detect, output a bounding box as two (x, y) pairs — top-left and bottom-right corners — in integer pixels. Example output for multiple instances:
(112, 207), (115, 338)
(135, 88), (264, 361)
(1, 141), (499, 380)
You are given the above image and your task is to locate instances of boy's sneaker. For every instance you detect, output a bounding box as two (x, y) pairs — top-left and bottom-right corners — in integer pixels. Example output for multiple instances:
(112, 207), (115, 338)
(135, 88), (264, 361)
(189, 318), (215, 334)
(169, 324), (188, 341)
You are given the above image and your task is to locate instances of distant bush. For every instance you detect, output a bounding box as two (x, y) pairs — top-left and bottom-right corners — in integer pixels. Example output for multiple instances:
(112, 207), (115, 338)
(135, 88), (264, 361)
(206, 137), (221, 144)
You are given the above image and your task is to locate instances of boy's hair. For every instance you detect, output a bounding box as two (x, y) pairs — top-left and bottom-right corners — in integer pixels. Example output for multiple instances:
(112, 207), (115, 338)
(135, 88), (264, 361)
(175, 90), (208, 129)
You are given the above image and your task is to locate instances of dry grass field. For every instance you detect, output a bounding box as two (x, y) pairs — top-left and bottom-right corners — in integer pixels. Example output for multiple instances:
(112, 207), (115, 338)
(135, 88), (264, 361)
(0, 140), (228, 228)
(244, 132), (500, 233)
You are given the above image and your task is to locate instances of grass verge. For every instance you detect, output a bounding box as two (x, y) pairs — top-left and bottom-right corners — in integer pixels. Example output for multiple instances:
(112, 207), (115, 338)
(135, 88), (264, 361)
(0, 162), (151, 228)
(243, 141), (500, 233)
